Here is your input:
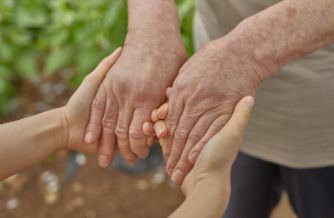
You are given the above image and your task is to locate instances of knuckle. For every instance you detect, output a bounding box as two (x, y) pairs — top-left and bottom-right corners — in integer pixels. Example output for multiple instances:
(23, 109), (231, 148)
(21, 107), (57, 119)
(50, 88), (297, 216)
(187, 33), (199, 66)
(174, 127), (189, 144)
(102, 113), (117, 131)
(187, 128), (203, 143)
(129, 128), (144, 140)
(115, 124), (129, 141)
(92, 98), (104, 111)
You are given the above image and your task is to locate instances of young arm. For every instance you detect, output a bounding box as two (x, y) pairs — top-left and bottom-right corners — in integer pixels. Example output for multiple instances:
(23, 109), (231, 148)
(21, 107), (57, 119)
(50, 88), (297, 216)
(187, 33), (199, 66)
(169, 97), (254, 218)
(143, 94), (253, 217)
(0, 48), (122, 181)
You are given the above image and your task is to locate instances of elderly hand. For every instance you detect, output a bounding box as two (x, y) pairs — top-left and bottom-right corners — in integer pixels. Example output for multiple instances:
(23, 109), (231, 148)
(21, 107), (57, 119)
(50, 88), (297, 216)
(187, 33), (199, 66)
(160, 38), (263, 184)
(83, 42), (187, 167)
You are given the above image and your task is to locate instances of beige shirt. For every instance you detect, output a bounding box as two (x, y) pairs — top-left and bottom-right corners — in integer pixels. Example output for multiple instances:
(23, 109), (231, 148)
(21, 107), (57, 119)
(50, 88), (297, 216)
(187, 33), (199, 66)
(194, 0), (334, 168)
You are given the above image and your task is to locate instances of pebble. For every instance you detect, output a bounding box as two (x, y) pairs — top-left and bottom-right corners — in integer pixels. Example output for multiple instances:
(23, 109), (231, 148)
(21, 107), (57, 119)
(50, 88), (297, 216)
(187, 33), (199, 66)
(75, 153), (87, 166)
(39, 82), (53, 94)
(34, 101), (53, 112)
(151, 172), (165, 184)
(46, 180), (60, 193)
(86, 209), (97, 218)
(44, 92), (56, 104)
(5, 198), (20, 210)
(60, 68), (74, 79)
(72, 197), (85, 208)
(44, 192), (59, 205)
(53, 83), (66, 96)
(136, 180), (148, 190)
(71, 182), (84, 194)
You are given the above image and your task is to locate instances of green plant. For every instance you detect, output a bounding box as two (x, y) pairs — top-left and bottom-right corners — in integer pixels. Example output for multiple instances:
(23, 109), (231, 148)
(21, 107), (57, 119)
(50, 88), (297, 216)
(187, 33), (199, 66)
(0, 0), (195, 114)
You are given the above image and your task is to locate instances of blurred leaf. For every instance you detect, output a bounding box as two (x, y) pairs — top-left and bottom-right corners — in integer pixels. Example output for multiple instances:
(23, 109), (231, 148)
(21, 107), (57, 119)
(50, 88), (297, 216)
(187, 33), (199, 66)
(45, 48), (71, 74)
(103, 0), (124, 28)
(15, 7), (48, 28)
(16, 53), (39, 78)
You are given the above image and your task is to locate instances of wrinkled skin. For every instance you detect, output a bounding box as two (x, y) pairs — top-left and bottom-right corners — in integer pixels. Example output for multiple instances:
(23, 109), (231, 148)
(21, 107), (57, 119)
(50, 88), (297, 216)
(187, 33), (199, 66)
(85, 43), (187, 167)
(162, 39), (263, 184)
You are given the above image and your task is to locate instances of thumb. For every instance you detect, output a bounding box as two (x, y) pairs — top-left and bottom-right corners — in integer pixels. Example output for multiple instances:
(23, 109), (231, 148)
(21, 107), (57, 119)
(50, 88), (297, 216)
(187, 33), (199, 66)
(222, 96), (254, 138)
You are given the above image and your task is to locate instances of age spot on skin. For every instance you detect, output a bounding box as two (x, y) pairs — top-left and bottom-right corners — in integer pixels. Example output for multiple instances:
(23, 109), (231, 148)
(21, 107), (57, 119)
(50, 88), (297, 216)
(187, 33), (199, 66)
(286, 7), (297, 18)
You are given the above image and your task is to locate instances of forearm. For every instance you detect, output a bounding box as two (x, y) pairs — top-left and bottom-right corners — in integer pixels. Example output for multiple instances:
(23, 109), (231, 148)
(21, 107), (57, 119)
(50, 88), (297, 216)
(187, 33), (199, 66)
(220, 0), (334, 80)
(0, 108), (66, 180)
(126, 0), (185, 57)
(169, 176), (230, 218)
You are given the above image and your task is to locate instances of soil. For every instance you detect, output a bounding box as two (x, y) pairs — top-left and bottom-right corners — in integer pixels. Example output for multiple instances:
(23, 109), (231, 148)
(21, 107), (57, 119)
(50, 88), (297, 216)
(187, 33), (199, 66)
(0, 71), (296, 218)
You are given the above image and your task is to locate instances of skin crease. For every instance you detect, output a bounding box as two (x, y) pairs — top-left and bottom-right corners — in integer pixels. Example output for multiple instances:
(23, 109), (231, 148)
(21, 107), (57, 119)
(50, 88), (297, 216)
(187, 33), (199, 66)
(0, 49), (123, 180)
(0, 48), (253, 217)
(152, 0), (334, 185)
(84, 0), (187, 168)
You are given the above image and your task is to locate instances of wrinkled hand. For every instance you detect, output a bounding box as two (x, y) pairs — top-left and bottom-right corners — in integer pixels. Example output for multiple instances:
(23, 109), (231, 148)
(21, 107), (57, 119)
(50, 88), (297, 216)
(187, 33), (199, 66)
(181, 96), (253, 195)
(63, 48), (122, 153)
(84, 45), (187, 168)
(162, 39), (262, 184)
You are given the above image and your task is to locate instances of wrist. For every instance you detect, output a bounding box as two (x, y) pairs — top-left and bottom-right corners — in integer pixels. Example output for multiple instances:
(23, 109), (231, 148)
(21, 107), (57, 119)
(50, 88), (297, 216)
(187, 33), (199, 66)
(57, 107), (70, 151)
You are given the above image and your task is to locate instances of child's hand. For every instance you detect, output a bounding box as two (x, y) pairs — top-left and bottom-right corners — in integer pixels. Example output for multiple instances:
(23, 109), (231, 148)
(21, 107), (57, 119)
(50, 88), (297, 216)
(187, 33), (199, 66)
(143, 94), (254, 188)
(61, 48), (122, 155)
(181, 96), (253, 195)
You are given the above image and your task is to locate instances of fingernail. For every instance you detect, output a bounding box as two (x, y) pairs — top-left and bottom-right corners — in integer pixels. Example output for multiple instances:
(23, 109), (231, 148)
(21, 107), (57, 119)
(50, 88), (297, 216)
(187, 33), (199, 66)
(98, 155), (109, 168)
(246, 96), (254, 108)
(168, 168), (174, 176)
(154, 125), (165, 138)
(85, 132), (94, 144)
(189, 151), (199, 164)
(172, 169), (185, 184)
(159, 138), (163, 146)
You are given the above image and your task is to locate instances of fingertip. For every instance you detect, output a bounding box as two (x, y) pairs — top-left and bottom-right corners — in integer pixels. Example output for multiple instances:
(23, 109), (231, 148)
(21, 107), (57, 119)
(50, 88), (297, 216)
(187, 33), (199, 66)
(85, 131), (95, 144)
(188, 151), (199, 165)
(245, 96), (254, 109)
(154, 121), (168, 138)
(166, 87), (172, 99)
(157, 103), (169, 119)
(143, 122), (155, 136)
(98, 155), (110, 168)
(147, 136), (154, 146)
(151, 109), (159, 122)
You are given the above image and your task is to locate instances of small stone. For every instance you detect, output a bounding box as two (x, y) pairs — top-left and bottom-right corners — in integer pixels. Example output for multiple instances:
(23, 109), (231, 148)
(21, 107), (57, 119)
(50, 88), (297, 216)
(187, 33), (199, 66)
(46, 180), (59, 193)
(60, 69), (74, 79)
(53, 83), (66, 96)
(44, 92), (56, 104)
(86, 209), (96, 218)
(39, 82), (53, 94)
(75, 153), (87, 166)
(34, 101), (53, 112)
(71, 182), (84, 194)
(28, 77), (42, 86)
(6, 198), (20, 210)
(151, 172), (165, 184)
(72, 197), (85, 208)
(9, 98), (19, 111)
(41, 171), (58, 183)
(136, 180), (148, 190)
(45, 192), (59, 205)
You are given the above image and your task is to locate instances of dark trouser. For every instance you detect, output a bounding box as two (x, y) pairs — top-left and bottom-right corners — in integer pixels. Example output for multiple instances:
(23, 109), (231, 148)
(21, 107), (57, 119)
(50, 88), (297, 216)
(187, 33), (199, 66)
(223, 152), (334, 218)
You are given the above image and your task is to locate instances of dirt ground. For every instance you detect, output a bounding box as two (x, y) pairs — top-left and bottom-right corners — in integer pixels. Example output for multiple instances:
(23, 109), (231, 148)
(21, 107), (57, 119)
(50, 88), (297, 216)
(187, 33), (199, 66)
(0, 71), (296, 218)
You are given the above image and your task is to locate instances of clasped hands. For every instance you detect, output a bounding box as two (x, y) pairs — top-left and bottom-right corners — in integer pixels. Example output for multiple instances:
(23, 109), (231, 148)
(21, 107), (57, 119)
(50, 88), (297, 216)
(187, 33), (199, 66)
(65, 38), (258, 191)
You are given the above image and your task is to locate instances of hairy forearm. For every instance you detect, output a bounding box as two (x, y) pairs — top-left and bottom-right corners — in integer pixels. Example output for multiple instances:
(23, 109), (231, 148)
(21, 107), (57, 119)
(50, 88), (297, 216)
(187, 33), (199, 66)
(220, 0), (334, 80)
(126, 0), (185, 56)
(169, 176), (230, 218)
(0, 109), (65, 180)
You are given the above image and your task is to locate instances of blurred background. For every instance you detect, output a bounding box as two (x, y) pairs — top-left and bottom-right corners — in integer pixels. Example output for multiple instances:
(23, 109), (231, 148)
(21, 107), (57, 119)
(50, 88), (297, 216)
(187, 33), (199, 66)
(0, 0), (295, 217)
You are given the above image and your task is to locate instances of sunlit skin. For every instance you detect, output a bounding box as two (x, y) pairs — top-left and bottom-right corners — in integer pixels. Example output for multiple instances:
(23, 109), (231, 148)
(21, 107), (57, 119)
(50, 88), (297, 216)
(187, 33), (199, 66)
(0, 48), (254, 218)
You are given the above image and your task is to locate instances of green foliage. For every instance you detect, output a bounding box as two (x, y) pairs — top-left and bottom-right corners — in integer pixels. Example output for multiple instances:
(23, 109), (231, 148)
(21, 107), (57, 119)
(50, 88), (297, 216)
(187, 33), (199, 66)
(0, 0), (195, 114)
